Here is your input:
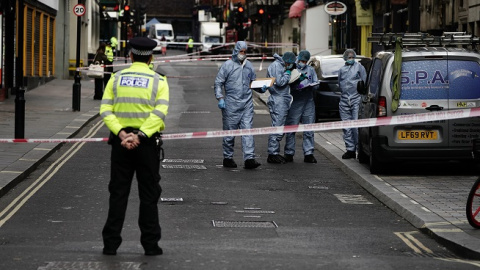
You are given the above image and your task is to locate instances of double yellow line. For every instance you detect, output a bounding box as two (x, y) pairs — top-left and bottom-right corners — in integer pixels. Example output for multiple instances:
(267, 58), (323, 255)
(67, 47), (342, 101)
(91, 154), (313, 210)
(0, 120), (105, 228)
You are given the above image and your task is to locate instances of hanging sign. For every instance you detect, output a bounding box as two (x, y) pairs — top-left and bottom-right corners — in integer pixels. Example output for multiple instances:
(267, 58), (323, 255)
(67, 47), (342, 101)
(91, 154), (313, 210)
(324, 1), (347, 16)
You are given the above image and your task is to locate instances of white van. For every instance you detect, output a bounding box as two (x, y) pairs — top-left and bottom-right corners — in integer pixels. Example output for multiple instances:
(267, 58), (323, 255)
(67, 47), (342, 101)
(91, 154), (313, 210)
(148, 23), (175, 50)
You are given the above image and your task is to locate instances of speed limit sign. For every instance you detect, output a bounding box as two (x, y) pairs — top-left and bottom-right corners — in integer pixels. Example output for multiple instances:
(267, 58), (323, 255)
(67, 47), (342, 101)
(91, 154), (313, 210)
(73, 4), (86, 17)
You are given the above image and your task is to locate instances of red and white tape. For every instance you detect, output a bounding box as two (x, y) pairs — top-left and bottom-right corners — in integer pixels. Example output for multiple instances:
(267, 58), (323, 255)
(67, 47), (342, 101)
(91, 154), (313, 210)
(1, 108), (479, 143)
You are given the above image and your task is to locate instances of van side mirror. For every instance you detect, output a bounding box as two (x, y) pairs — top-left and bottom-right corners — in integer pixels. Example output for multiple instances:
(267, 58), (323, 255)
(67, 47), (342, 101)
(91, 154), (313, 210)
(357, 80), (367, 95)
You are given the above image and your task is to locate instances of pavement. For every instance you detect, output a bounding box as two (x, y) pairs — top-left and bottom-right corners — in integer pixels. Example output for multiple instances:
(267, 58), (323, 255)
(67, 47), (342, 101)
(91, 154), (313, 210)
(1, 76), (480, 259)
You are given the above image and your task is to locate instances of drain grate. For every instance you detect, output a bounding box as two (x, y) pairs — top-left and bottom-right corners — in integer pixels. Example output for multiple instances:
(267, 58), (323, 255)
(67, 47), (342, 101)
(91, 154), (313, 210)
(38, 261), (142, 270)
(161, 197), (183, 202)
(334, 194), (373, 204)
(235, 210), (275, 214)
(161, 164), (207, 169)
(162, 159), (204, 163)
(212, 220), (278, 228)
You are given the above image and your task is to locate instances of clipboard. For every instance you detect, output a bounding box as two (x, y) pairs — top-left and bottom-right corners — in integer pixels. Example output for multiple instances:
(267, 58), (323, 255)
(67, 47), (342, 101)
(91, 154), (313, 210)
(250, 78), (275, 89)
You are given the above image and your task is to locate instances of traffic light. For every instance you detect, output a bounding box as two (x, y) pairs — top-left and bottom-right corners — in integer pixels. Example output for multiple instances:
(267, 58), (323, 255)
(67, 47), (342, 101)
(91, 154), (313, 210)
(124, 5), (131, 23)
(235, 4), (245, 31)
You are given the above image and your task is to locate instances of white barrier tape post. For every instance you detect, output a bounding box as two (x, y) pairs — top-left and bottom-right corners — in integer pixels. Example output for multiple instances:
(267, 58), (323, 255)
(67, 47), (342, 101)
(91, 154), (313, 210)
(2, 108), (479, 143)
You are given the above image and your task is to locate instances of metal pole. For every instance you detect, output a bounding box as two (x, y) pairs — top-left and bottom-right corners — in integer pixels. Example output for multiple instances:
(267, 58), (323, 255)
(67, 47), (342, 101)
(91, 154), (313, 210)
(15, 0), (25, 139)
(72, 0), (83, 111)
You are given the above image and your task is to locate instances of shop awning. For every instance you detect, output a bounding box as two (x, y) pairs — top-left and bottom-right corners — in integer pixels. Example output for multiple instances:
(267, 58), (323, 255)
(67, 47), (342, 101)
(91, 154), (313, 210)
(289, 0), (306, 18)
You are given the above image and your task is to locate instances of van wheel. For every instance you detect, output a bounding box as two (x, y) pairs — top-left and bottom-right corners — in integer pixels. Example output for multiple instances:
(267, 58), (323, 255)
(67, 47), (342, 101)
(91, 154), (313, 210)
(369, 138), (383, 174)
(357, 141), (368, 164)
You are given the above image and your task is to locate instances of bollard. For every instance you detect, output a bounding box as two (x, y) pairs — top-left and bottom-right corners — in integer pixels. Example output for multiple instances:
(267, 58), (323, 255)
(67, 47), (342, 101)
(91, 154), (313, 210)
(14, 87), (25, 139)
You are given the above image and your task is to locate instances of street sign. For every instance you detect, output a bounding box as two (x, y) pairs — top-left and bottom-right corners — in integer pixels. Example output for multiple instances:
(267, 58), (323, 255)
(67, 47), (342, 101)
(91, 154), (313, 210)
(73, 4), (86, 17)
(324, 1), (347, 16)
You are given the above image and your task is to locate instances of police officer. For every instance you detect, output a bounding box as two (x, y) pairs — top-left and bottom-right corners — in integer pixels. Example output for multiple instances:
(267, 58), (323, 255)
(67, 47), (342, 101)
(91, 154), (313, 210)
(100, 37), (169, 256)
(104, 41), (114, 88)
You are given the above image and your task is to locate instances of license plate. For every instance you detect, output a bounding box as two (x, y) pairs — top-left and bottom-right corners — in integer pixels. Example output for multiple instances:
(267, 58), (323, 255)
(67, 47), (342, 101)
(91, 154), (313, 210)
(397, 130), (438, 140)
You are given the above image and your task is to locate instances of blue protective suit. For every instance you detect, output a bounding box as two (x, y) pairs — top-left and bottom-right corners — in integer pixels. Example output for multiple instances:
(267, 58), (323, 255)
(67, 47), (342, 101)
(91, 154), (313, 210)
(266, 54), (292, 155)
(338, 49), (367, 152)
(214, 41), (257, 160)
(284, 52), (319, 157)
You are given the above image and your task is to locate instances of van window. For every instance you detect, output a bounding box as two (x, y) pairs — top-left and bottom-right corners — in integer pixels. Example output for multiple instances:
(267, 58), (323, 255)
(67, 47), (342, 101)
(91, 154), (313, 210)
(393, 60), (449, 100)
(156, 30), (173, 37)
(368, 58), (382, 95)
(448, 60), (480, 100)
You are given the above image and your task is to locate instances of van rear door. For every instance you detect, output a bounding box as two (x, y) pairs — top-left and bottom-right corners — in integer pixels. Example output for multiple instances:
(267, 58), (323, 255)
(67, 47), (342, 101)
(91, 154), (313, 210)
(447, 58), (480, 147)
(390, 58), (450, 148)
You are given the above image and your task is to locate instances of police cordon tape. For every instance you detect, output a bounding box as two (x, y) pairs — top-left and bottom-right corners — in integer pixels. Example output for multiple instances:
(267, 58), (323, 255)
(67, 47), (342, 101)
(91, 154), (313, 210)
(1, 107), (479, 143)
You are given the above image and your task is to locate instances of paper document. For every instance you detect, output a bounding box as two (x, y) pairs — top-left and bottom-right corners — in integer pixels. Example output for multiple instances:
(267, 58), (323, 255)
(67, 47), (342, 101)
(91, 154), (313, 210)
(250, 78), (275, 89)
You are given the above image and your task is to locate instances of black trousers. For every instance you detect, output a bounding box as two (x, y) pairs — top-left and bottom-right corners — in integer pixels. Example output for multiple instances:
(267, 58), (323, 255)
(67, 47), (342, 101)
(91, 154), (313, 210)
(94, 78), (104, 99)
(103, 64), (113, 88)
(102, 135), (162, 251)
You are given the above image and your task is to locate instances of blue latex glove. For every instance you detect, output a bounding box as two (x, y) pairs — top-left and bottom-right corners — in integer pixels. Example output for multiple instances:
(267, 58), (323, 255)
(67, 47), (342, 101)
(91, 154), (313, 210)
(218, 99), (225, 109)
(297, 83), (305, 90)
(261, 85), (268, 93)
(285, 70), (292, 75)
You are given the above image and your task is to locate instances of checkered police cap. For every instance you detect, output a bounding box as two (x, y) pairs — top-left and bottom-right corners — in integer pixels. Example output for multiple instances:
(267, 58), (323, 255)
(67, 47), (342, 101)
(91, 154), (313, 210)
(129, 37), (157, 56)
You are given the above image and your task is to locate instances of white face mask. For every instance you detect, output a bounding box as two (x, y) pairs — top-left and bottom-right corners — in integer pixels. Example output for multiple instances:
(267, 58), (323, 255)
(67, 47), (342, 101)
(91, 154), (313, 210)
(237, 54), (247, 61)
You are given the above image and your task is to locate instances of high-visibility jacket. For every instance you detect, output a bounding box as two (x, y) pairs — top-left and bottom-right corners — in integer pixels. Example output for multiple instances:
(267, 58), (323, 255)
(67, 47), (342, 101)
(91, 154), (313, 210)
(105, 45), (114, 62)
(110, 37), (118, 48)
(100, 62), (169, 137)
(188, 38), (194, 48)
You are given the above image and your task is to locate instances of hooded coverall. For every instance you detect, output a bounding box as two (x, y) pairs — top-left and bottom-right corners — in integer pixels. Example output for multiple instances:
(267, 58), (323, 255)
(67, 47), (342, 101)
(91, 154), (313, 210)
(266, 53), (293, 155)
(214, 41), (257, 160)
(338, 49), (367, 152)
(284, 51), (319, 157)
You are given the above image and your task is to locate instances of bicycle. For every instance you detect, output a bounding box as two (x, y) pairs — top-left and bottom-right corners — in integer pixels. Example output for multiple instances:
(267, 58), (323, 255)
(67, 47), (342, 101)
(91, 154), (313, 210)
(466, 139), (480, 228)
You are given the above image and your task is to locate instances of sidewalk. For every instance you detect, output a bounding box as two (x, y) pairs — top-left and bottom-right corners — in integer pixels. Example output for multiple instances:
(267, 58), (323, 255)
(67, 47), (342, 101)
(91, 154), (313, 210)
(256, 92), (480, 259)
(1, 81), (480, 259)
(0, 78), (100, 196)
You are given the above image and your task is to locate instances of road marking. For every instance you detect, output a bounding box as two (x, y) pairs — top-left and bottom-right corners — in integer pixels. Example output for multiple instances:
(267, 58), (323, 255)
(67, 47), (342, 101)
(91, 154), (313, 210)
(254, 109), (269, 115)
(0, 120), (105, 228)
(394, 231), (432, 254)
(436, 258), (480, 267)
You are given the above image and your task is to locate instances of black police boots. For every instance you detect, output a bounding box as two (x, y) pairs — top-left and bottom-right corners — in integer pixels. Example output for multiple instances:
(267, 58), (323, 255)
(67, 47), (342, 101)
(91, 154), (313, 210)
(304, 154), (317, 163)
(223, 158), (237, 168)
(342, 151), (356, 159)
(267, 154), (286, 164)
(244, 159), (261, 169)
(284, 154), (294, 162)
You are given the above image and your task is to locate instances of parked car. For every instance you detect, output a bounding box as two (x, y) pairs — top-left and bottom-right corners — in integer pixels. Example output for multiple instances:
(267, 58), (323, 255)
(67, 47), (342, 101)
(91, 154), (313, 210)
(307, 55), (370, 121)
(357, 35), (480, 174)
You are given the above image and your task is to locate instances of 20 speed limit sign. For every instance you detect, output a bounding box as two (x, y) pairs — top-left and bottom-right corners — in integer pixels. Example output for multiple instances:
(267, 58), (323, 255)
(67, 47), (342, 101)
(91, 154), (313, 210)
(73, 4), (86, 16)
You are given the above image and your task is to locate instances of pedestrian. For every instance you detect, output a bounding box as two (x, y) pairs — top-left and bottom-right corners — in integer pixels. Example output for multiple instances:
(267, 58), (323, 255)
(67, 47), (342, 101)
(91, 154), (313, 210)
(265, 52), (296, 164)
(214, 41), (261, 169)
(187, 37), (194, 55)
(93, 42), (109, 100)
(284, 50), (319, 163)
(160, 35), (167, 56)
(100, 36), (169, 256)
(104, 41), (114, 88)
(338, 49), (367, 159)
(110, 36), (118, 57)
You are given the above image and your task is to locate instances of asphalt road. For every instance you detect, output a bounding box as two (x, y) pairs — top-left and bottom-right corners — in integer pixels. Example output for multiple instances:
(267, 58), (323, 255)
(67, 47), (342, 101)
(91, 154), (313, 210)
(0, 51), (478, 269)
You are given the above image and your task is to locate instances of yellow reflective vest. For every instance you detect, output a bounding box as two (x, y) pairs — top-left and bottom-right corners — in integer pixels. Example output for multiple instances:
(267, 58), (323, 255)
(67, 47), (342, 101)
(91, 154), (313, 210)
(105, 45), (114, 62)
(100, 62), (169, 137)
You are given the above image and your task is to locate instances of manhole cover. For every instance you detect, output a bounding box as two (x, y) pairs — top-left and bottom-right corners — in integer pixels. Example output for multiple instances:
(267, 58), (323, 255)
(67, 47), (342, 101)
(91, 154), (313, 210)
(334, 194), (373, 204)
(235, 210), (275, 214)
(212, 220), (278, 228)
